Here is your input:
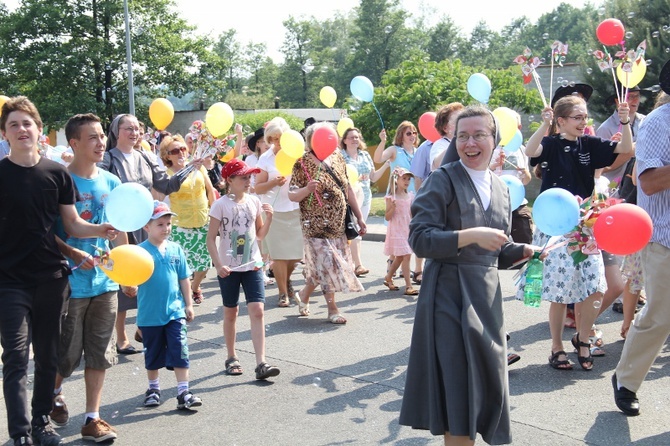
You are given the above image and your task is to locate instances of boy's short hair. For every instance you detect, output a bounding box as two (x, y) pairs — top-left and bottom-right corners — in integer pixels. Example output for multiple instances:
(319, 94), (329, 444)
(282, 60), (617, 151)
(65, 113), (102, 142)
(0, 96), (43, 132)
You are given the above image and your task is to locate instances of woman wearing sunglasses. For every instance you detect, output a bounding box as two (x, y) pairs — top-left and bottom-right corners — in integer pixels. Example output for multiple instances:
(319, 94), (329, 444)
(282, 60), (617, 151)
(374, 121), (423, 283)
(160, 135), (217, 306)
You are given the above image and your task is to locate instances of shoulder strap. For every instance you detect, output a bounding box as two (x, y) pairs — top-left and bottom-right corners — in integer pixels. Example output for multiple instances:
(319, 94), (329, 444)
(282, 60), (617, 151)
(321, 162), (348, 197)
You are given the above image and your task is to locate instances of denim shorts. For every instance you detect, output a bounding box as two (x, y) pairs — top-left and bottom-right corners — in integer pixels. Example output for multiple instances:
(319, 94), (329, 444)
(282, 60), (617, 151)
(217, 269), (265, 308)
(140, 319), (189, 370)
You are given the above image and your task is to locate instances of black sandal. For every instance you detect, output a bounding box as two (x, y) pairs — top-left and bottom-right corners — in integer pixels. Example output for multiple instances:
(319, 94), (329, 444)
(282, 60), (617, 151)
(412, 271), (423, 284)
(571, 333), (594, 371)
(548, 350), (573, 370)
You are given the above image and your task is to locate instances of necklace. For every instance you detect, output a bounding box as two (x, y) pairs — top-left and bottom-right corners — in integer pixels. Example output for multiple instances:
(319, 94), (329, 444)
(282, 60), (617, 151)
(461, 166), (492, 228)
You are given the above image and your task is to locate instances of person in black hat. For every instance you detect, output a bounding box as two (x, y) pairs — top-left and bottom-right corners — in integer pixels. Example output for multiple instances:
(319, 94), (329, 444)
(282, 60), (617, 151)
(612, 59), (670, 417)
(550, 83), (594, 108)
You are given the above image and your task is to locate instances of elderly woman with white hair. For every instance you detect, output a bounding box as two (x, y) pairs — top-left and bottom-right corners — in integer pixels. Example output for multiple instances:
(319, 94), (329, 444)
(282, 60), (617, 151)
(253, 117), (304, 307)
(99, 113), (201, 354)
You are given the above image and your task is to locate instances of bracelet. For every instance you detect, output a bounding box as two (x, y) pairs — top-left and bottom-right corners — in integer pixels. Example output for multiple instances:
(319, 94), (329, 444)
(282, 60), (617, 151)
(620, 120), (630, 125)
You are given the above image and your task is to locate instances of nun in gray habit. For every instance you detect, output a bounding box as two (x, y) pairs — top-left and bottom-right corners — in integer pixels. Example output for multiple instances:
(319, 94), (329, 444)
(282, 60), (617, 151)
(398, 106), (535, 445)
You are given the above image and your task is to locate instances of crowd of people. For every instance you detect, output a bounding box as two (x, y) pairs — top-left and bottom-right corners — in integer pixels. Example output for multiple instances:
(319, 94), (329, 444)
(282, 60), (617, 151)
(1, 59), (670, 446)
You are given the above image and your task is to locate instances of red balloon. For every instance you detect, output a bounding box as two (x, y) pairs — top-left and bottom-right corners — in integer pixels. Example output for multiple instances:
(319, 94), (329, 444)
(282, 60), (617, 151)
(593, 203), (652, 255)
(596, 18), (625, 46)
(311, 126), (339, 161)
(418, 112), (441, 143)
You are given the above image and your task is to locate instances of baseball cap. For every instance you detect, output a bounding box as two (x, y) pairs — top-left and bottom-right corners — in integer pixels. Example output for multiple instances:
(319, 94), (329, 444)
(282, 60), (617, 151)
(393, 167), (414, 178)
(151, 200), (177, 219)
(221, 158), (262, 179)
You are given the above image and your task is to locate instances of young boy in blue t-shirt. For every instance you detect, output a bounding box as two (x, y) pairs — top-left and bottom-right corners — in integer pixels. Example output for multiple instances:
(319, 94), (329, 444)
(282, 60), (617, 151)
(136, 201), (202, 410)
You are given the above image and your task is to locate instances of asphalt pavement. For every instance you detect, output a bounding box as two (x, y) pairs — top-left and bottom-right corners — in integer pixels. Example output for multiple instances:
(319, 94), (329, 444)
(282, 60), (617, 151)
(2, 217), (670, 445)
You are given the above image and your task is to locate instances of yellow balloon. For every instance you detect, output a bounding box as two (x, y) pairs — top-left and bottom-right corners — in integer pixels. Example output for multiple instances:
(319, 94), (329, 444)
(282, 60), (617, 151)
(492, 107), (518, 147)
(220, 150), (236, 163)
(320, 86), (337, 108)
(275, 149), (296, 176)
(206, 102), (234, 137)
(148, 98), (174, 130)
(0, 95), (9, 116)
(337, 118), (355, 137)
(616, 61), (647, 89)
(280, 130), (305, 159)
(346, 164), (359, 186)
(100, 245), (154, 287)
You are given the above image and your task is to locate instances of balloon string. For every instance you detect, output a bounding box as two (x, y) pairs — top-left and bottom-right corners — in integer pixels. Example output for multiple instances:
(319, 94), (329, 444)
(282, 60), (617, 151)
(306, 164), (323, 208)
(372, 102), (385, 129)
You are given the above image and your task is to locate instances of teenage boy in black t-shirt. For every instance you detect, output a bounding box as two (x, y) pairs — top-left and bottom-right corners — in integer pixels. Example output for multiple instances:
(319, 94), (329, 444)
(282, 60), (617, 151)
(0, 97), (118, 446)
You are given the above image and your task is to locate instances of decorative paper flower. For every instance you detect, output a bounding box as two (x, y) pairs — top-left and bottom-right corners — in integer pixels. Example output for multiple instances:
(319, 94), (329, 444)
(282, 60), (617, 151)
(566, 192), (623, 265)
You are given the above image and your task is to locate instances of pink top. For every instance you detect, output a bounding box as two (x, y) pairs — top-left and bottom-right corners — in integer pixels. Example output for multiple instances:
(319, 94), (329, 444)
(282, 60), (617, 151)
(384, 192), (414, 256)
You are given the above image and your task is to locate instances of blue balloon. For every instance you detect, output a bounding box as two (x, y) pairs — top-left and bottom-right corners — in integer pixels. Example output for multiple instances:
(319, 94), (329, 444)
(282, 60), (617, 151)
(466, 73), (492, 103)
(500, 175), (525, 210)
(503, 129), (523, 154)
(106, 182), (154, 232)
(350, 76), (374, 102)
(532, 188), (580, 236)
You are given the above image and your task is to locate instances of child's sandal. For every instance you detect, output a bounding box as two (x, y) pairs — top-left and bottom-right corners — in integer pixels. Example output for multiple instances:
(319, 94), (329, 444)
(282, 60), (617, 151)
(571, 333), (594, 371)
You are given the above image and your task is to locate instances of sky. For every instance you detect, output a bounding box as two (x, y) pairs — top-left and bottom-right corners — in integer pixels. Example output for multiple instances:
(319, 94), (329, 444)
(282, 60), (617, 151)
(4, 0), (592, 62)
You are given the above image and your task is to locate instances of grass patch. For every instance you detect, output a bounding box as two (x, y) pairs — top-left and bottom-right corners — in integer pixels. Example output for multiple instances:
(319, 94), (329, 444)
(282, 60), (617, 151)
(370, 196), (386, 217)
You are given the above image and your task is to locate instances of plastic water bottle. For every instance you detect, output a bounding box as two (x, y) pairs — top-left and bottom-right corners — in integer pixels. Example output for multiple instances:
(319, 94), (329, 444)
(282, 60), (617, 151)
(524, 253), (543, 307)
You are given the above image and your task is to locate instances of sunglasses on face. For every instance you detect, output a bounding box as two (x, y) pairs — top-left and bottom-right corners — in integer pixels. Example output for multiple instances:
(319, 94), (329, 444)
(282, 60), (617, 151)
(168, 147), (188, 155)
(405, 131), (417, 136)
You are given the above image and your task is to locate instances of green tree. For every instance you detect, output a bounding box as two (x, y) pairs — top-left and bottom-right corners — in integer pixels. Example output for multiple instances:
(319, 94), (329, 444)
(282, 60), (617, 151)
(275, 17), (316, 107)
(0, 0), (210, 128)
(580, 0), (669, 120)
(350, 56), (543, 144)
(424, 17), (466, 62)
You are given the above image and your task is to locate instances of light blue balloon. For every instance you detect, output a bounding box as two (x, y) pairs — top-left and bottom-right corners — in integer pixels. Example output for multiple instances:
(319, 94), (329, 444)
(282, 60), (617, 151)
(503, 129), (523, 154)
(466, 73), (492, 103)
(350, 76), (374, 102)
(106, 182), (154, 232)
(532, 188), (580, 236)
(500, 175), (525, 210)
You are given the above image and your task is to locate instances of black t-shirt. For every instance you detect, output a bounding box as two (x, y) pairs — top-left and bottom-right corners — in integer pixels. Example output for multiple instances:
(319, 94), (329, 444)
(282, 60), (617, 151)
(530, 135), (618, 199)
(0, 157), (76, 286)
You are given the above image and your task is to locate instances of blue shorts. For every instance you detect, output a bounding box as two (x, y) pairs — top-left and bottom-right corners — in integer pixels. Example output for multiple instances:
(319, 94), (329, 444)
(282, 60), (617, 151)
(217, 269), (265, 308)
(140, 319), (189, 370)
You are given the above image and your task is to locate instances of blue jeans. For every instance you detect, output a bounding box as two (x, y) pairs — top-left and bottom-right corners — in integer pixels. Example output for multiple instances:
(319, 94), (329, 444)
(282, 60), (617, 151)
(217, 269), (265, 308)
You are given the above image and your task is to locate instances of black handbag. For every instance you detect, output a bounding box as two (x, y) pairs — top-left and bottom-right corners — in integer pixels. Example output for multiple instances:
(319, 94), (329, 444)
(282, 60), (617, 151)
(322, 162), (360, 240)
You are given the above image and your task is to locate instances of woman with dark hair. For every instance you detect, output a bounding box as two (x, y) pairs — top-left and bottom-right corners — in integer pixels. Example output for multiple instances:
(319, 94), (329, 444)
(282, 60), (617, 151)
(289, 122), (367, 324)
(340, 127), (389, 276)
(99, 113), (201, 354)
(399, 105), (536, 445)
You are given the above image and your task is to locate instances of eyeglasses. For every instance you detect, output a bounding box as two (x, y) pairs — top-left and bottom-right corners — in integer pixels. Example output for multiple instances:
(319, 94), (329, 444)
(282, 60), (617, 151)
(168, 147), (188, 155)
(456, 132), (492, 142)
(564, 115), (589, 122)
(121, 127), (140, 133)
(405, 131), (417, 136)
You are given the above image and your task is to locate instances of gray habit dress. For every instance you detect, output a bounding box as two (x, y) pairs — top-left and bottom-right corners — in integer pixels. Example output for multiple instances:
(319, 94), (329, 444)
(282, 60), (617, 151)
(399, 161), (525, 445)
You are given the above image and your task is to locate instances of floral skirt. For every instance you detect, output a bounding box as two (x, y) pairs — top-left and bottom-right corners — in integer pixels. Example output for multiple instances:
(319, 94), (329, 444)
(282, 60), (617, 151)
(170, 225), (211, 272)
(621, 251), (644, 293)
(516, 230), (605, 304)
(303, 236), (364, 294)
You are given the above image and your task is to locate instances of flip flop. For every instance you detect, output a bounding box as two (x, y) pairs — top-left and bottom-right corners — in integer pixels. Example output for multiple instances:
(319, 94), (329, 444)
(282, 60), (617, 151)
(116, 345), (141, 355)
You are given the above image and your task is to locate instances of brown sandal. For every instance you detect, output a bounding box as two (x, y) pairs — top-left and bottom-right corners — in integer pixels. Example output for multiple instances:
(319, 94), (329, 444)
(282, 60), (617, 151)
(192, 289), (203, 305)
(404, 286), (419, 296)
(383, 276), (399, 291)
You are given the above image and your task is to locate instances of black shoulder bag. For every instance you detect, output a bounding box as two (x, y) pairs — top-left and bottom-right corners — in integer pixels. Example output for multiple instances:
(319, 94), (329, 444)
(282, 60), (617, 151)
(321, 162), (359, 240)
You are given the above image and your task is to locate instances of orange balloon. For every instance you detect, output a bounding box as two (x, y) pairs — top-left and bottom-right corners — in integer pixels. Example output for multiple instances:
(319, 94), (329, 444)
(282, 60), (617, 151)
(0, 95), (9, 116)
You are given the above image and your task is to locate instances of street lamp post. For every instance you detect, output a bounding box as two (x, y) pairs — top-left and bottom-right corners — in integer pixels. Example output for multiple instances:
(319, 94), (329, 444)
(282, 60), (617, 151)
(123, 0), (135, 115)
